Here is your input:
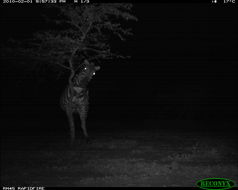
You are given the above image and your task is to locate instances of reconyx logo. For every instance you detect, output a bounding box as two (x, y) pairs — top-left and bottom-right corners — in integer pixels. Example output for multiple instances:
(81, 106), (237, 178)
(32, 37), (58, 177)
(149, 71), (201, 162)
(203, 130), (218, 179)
(196, 178), (236, 190)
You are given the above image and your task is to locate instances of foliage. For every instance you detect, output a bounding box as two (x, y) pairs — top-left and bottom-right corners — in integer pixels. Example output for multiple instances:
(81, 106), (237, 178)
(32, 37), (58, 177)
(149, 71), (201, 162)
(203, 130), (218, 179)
(2, 4), (137, 79)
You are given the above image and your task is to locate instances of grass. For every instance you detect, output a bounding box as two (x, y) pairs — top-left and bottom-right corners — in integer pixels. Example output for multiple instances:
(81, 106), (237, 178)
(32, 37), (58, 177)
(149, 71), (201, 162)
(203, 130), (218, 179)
(1, 128), (238, 187)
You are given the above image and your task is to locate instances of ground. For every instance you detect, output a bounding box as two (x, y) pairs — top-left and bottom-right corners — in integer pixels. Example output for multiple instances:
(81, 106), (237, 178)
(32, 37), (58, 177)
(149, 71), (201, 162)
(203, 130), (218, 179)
(1, 120), (238, 187)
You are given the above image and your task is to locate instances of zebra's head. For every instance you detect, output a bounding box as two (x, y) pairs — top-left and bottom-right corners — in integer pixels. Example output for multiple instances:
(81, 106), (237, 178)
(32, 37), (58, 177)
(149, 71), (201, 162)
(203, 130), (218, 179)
(72, 60), (100, 88)
(83, 60), (100, 80)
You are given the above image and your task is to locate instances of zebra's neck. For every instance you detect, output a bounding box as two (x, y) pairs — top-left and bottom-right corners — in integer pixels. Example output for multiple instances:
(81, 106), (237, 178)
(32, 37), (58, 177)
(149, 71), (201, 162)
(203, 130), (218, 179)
(73, 72), (91, 89)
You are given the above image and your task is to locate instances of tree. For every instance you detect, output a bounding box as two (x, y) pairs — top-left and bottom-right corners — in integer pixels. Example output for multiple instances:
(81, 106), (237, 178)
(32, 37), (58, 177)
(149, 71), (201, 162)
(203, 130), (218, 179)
(2, 3), (137, 89)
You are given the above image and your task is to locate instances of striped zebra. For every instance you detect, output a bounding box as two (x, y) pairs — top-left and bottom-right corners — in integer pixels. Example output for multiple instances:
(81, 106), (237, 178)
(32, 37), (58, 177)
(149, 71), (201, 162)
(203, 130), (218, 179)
(60, 60), (100, 144)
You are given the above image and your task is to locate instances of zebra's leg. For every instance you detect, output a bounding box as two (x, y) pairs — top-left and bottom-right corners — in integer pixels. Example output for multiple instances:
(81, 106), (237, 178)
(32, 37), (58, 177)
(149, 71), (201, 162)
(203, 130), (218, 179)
(66, 109), (75, 145)
(78, 109), (89, 140)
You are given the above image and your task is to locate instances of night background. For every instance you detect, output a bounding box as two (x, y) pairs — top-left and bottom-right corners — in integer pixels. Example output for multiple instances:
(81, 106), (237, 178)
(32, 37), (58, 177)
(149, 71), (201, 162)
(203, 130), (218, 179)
(1, 2), (238, 187)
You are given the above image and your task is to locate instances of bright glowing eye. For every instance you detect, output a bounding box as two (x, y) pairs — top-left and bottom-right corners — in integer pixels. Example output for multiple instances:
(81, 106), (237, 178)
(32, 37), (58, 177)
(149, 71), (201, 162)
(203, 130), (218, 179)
(93, 72), (95, 75)
(84, 67), (87, 70)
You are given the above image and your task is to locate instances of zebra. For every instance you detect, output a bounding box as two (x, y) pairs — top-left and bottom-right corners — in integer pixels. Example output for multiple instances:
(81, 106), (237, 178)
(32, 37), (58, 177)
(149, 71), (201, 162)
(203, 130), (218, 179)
(60, 60), (100, 144)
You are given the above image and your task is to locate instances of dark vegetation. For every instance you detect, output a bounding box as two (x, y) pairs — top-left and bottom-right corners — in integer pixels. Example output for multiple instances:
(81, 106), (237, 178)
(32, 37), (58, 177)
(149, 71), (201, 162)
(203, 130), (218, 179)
(1, 120), (237, 187)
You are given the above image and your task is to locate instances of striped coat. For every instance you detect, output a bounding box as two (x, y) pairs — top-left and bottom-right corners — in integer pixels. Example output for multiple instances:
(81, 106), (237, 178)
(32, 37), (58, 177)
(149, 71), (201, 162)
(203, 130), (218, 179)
(60, 60), (100, 144)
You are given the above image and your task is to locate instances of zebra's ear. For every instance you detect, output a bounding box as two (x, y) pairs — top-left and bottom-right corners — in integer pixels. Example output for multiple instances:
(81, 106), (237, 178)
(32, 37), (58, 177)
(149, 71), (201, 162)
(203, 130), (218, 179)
(84, 59), (90, 65)
(95, 66), (100, 71)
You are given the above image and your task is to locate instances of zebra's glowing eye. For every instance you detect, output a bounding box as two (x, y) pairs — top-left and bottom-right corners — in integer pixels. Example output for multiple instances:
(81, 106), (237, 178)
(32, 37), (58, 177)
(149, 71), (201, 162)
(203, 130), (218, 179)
(84, 67), (87, 70)
(93, 72), (95, 75)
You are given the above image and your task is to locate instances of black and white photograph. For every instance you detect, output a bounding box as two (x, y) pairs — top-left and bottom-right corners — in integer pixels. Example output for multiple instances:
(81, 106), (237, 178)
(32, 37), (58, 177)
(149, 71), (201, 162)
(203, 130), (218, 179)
(1, 1), (237, 187)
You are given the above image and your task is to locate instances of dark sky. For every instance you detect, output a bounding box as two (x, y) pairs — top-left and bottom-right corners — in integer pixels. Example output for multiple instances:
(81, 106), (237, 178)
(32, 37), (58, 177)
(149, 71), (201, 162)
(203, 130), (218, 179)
(1, 3), (237, 134)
